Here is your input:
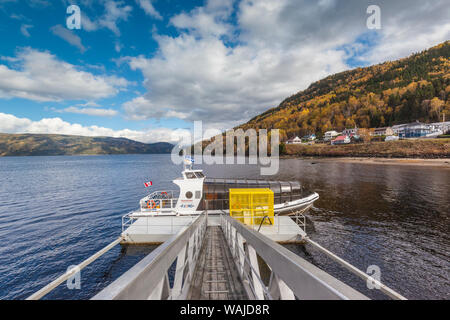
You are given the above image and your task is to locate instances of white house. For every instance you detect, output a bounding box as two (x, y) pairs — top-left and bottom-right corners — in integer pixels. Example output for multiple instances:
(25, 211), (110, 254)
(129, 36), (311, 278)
(342, 127), (358, 136)
(430, 121), (450, 135)
(286, 136), (302, 144)
(394, 122), (431, 139)
(324, 131), (339, 141)
(373, 127), (394, 136)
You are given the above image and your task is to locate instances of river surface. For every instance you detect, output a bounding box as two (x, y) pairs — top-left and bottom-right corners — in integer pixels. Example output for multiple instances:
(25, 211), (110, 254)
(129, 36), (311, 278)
(0, 154), (448, 300)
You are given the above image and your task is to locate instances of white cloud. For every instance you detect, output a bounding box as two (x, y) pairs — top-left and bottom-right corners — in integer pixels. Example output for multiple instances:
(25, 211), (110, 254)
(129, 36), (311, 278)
(114, 41), (123, 53)
(136, 0), (162, 20)
(50, 25), (86, 53)
(170, 0), (233, 38)
(53, 104), (118, 117)
(76, 1), (133, 36)
(122, 0), (450, 130)
(99, 0), (133, 36)
(0, 48), (130, 102)
(20, 24), (33, 37)
(0, 112), (181, 143)
(81, 12), (99, 31)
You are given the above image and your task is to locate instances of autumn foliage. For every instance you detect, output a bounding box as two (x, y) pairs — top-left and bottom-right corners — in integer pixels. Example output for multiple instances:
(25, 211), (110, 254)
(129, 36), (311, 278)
(239, 41), (450, 140)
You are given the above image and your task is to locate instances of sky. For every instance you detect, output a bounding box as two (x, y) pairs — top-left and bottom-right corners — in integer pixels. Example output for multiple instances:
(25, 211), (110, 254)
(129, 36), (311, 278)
(0, 0), (449, 143)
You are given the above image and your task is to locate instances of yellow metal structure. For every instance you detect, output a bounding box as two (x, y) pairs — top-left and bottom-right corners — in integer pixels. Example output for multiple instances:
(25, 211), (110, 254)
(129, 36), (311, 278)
(229, 188), (274, 226)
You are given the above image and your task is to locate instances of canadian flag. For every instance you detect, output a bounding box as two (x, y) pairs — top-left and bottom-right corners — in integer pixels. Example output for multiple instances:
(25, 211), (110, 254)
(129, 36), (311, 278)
(144, 181), (153, 188)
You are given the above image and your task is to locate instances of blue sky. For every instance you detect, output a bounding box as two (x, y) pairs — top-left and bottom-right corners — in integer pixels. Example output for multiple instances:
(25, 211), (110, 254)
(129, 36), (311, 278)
(0, 0), (448, 142)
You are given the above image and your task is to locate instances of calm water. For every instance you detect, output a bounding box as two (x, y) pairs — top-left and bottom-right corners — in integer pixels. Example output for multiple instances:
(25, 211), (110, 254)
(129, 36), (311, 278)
(0, 155), (448, 300)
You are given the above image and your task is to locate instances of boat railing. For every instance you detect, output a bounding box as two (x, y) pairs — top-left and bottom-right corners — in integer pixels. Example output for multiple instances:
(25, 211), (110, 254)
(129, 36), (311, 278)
(139, 190), (178, 212)
(121, 212), (199, 235)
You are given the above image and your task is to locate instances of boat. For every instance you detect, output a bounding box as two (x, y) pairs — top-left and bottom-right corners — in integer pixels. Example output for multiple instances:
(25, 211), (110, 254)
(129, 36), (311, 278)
(136, 165), (319, 217)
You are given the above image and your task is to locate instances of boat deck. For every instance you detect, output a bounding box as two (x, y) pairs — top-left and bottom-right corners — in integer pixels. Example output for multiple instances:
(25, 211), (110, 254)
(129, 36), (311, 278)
(122, 214), (306, 244)
(187, 226), (248, 300)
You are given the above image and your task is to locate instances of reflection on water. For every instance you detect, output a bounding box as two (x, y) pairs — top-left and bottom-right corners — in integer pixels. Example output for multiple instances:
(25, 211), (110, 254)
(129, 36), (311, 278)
(0, 155), (448, 299)
(201, 159), (450, 300)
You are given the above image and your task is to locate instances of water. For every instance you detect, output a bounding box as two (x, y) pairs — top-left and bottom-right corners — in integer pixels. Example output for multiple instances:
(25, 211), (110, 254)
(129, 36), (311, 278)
(0, 155), (448, 300)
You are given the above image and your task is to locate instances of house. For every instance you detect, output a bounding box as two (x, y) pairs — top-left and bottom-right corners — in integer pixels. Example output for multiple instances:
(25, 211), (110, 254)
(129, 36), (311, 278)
(342, 127), (358, 136)
(286, 136), (302, 144)
(430, 121), (450, 135)
(394, 121), (431, 138)
(331, 135), (350, 145)
(373, 127), (394, 136)
(302, 134), (316, 141)
(324, 131), (339, 142)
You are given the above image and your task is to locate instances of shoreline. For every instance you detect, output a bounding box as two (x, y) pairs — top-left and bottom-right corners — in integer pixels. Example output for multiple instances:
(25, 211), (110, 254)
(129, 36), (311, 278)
(283, 156), (450, 167)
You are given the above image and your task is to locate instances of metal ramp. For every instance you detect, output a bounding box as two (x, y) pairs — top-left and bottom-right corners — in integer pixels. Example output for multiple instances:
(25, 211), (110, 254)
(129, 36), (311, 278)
(188, 226), (248, 300)
(29, 212), (407, 300)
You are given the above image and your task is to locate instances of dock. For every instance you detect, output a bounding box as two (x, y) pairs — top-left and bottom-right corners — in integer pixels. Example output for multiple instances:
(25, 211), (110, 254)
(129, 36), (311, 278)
(187, 226), (248, 300)
(121, 213), (306, 244)
(28, 212), (407, 300)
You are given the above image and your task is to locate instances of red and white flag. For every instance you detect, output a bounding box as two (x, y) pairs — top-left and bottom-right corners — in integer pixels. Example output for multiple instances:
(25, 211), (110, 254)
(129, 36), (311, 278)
(144, 181), (153, 188)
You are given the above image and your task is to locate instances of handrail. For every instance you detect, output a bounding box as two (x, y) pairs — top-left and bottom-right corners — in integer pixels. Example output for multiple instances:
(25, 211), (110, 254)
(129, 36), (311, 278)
(27, 237), (122, 300)
(93, 212), (207, 300)
(304, 237), (407, 300)
(220, 214), (369, 300)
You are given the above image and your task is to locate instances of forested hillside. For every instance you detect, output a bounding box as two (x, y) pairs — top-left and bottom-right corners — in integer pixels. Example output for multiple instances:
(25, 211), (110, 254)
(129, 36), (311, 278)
(0, 134), (173, 156)
(240, 41), (450, 140)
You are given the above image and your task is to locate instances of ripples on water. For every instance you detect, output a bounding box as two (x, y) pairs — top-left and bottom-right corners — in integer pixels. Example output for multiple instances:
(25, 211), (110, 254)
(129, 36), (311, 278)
(0, 155), (448, 299)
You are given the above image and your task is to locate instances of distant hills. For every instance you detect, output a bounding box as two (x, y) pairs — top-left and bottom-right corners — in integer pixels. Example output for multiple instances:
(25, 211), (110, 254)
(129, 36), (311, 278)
(0, 133), (173, 157)
(239, 41), (450, 140)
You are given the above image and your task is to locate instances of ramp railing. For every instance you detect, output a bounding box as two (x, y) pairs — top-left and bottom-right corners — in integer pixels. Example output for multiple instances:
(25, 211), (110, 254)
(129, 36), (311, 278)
(93, 212), (207, 300)
(220, 214), (369, 300)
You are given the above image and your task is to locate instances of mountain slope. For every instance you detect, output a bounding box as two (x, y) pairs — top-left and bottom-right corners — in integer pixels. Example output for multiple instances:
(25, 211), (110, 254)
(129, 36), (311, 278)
(0, 133), (173, 157)
(240, 41), (450, 140)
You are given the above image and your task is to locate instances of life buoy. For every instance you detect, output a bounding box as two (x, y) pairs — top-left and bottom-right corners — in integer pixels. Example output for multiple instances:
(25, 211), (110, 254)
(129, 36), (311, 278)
(146, 200), (157, 209)
(161, 192), (168, 197)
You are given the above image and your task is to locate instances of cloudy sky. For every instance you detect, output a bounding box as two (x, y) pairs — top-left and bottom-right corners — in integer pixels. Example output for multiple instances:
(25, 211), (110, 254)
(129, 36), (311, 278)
(0, 0), (449, 143)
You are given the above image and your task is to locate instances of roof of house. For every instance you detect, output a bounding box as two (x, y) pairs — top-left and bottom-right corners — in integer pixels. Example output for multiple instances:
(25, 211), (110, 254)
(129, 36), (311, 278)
(333, 135), (348, 141)
(374, 127), (390, 131)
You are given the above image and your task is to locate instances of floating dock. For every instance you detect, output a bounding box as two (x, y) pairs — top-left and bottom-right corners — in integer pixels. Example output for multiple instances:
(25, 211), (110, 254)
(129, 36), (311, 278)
(121, 213), (306, 244)
(28, 212), (407, 301)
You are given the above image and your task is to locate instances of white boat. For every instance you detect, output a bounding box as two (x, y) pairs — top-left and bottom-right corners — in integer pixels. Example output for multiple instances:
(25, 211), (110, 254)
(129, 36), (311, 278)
(136, 166), (319, 217)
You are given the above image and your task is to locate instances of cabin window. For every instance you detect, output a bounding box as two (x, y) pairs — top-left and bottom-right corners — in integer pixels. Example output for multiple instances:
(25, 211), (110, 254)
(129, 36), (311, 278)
(185, 191), (193, 199)
(195, 191), (201, 199)
(194, 172), (205, 178)
(185, 172), (197, 179)
(214, 183), (227, 199)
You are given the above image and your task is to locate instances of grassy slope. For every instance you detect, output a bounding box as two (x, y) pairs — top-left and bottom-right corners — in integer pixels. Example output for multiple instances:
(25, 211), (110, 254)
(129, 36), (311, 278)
(0, 133), (173, 157)
(285, 139), (450, 158)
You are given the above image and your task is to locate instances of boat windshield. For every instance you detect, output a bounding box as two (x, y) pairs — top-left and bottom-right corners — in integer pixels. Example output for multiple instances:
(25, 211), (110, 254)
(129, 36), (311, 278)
(185, 172), (197, 179)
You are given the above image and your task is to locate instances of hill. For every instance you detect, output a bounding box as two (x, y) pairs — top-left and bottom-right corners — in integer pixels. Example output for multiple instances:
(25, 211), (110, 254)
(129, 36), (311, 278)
(239, 41), (450, 140)
(0, 133), (173, 157)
